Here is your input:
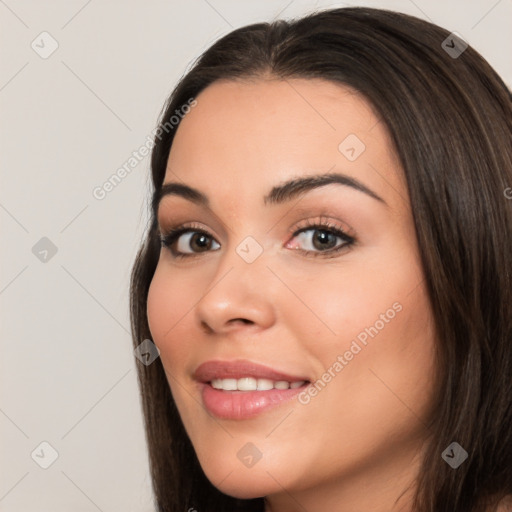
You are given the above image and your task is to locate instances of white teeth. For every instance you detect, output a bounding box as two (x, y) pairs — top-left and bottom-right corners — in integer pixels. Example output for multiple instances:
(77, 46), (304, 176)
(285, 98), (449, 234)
(237, 377), (257, 391)
(256, 378), (274, 391)
(217, 378), (237, 390)
(210, 377), (306, 391)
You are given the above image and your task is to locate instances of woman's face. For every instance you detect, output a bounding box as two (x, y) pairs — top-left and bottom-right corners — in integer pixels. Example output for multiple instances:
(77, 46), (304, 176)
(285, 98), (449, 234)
(147, 78), (437, 509)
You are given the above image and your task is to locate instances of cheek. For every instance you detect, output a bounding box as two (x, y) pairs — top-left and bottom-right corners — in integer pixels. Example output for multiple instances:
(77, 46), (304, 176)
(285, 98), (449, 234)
(300, 261), (436, 430)
(146, 268), (172, 344)
(282, 243), (436, 407)
(146, 265), (197, 364)
(276, 247), (425, 357)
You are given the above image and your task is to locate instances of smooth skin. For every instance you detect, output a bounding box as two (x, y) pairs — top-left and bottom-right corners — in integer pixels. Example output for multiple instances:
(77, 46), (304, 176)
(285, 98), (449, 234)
(147, 78), (438, 512)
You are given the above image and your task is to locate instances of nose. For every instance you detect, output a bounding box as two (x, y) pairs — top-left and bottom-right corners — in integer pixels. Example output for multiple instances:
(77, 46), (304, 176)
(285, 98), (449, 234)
(194, 246), (277, 335)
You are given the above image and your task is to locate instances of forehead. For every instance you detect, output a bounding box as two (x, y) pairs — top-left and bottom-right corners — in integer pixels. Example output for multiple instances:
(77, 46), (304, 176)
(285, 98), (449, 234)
(164, 78), (406, 212)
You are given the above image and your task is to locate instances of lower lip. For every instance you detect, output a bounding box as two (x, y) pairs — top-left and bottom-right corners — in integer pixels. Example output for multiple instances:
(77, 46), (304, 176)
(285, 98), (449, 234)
(200, 382), (307, 420)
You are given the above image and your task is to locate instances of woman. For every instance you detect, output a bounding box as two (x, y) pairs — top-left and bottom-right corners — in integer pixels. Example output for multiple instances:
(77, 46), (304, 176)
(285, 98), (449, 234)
(130, 6), (512, 512)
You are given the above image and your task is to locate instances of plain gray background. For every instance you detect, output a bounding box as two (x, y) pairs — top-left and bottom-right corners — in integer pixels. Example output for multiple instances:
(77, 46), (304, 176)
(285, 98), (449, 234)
(1, 1), (510, 511)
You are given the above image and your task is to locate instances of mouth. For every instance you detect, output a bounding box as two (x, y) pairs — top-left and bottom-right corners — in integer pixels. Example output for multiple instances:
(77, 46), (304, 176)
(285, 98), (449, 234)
(194, 359), (311, 420)
(210, 377), (307, 391)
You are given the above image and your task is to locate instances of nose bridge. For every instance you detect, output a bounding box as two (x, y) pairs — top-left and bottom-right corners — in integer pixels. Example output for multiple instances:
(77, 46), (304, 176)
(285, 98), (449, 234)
(194, 233), (276, 333)
(214, 208), (271, 281)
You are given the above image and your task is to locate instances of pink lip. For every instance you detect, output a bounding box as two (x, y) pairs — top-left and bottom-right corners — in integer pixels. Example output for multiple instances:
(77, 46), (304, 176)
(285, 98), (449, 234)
(194, 359), (309, 383)
(194, 359), (310, 420)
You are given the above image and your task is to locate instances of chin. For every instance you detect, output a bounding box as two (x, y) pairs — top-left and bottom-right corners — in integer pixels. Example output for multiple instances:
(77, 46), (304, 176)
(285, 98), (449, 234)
(210, 474), (274, 500)
(199, 459), (288, 500)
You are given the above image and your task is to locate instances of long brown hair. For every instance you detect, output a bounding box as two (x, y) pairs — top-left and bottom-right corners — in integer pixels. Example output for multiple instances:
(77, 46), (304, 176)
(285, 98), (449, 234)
(129, 7), (512, 512)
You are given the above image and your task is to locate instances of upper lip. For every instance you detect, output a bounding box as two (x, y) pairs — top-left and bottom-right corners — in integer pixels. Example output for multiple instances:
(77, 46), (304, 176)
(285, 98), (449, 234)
(194, 359), (310, 383)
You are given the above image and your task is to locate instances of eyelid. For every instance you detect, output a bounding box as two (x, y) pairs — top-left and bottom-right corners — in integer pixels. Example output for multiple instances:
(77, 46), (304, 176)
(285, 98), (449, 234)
(158, 220), (215, 240)
(157, 207), (227, 240)
(289, 215), (356, 238)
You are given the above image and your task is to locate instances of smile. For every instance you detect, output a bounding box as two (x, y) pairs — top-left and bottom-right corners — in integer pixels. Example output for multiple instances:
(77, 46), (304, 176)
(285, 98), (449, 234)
(194, 360), (311, 419)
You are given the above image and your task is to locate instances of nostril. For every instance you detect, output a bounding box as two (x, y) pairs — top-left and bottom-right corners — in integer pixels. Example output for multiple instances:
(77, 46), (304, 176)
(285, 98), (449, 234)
(232, 318), (253, 325)
(200, 321), (214, 334)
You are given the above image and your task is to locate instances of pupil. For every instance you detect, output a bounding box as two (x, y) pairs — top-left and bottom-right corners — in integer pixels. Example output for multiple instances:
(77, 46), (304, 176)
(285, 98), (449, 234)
(192, 233), (209, 251)
(313, 230), (336, 250)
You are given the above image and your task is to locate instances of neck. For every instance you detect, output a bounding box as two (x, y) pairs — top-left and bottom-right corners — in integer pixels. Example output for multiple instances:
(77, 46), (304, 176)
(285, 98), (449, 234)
(263, 443), (423, 512)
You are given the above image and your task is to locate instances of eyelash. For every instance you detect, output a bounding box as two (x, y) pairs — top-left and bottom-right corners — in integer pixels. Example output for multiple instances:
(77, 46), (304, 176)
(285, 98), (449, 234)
(159, 217), (356, 260)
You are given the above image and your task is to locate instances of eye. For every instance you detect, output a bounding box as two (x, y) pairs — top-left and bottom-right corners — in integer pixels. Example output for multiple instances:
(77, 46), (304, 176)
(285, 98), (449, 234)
(160, 224), (220, 259)
(286, 220), (355, 257)
(159, 218), (355, 259)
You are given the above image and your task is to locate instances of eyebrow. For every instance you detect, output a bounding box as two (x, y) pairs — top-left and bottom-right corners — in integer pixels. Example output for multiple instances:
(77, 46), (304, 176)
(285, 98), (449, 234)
(153, 172), (386, 215)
